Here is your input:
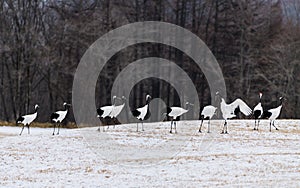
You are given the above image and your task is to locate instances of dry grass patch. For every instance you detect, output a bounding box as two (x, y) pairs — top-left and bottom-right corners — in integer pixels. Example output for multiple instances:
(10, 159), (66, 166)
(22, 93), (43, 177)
(0, 121), (78, 129)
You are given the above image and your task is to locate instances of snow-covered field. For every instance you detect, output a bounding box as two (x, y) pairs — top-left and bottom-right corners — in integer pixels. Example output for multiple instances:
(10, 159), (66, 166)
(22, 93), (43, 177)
(1, 120), (300, 187)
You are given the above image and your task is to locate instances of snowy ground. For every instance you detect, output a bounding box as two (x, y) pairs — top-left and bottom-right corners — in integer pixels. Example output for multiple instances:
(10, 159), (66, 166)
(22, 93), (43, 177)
(0, 120), (300, 187)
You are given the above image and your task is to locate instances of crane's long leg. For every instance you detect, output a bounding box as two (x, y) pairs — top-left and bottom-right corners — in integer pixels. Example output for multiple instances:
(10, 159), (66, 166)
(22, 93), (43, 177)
(27, 125), (30, 134)
(102, 119), (106, 132)
(53, 123), (56, 135)
(20, 125), (25, 135)
(257, 119), (260, 131)
(221, 120), (227, 134)
(97, 118), (102, 132)
(136, 123), (139, 132)
(174, 121), (177, 134)
(208, 119), (211, 133)
(98, 120), (102, 132)
(272, 121), (279, 130)
(106, 118), (110, 130)
(199, 118), (203, 133)
(169, 120), (173, 133)
(57, 123), (60, 135)
(254, 119), (257, 130)
(221, 121), (225, 134)
(269, 120), (272, 132)
(142, 122), (144, 131)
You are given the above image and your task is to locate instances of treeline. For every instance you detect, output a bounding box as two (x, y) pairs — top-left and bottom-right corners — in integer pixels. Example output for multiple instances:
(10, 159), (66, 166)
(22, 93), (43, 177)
(0, 0), (299, 122)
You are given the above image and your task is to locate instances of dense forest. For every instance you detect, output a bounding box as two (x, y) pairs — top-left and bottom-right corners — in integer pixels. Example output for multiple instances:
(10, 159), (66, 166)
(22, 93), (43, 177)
(0, 0), (300, 123)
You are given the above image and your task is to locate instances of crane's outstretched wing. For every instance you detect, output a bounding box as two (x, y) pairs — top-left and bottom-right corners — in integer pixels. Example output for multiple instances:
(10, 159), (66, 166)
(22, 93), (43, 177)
(230, 99), (252, 116)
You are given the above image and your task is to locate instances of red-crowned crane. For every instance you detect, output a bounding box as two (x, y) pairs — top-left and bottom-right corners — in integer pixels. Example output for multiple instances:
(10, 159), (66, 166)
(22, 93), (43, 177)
(263, 97), (286, 132)
(165, 102), (193, 134)
(216, 92), (252, 134)
(107, 96), (126, 129)
(96, 96), (119, 131)
(17, 104), (39, 135)
(132, 95), (152, 132)
(199, 105), (217, 133)
(51, 102), (71, 135)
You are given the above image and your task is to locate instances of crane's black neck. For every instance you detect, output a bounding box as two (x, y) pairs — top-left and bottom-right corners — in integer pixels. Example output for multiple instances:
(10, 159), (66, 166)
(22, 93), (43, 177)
(34, 106), (39, 113)
(64, 104), (71, 111)
(121, 97), (126, 104)
(279, 98), (284, 106)
(146, 97), (151, 105)
(113, 97), (117, 105)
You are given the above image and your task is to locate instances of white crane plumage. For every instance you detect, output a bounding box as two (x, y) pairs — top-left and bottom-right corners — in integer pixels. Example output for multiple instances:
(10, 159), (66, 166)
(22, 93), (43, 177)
(51, 102), (71, 135)
(199, 105), (217, 133)
(97, 96), (119, 131)
(17, 104), (39, 135)
(107, 96), (126, 129)
(132, 95), (152, 132)
(217, 92), (252, 134)
(253, 93), (263, 130)
(263, 97), (285, 132)
(165, 102), (193, 133)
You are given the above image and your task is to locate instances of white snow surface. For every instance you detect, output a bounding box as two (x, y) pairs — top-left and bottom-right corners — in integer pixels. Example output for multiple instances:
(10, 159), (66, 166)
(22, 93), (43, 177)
(1, 120), (300, 187)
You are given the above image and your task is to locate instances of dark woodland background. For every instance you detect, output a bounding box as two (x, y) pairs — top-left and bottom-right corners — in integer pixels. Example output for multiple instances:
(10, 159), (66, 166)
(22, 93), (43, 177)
(0, 0), (300, 123)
